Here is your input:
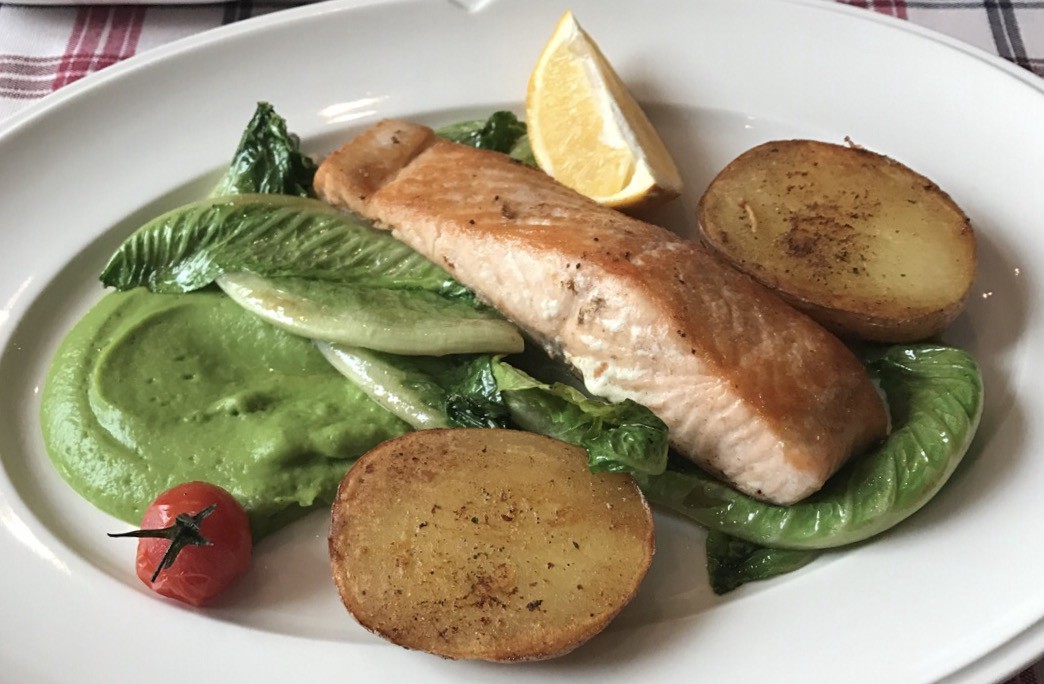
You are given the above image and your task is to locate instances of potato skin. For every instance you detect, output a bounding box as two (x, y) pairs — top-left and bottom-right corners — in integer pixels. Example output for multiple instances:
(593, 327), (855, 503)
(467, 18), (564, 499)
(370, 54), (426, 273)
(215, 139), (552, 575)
(329, 429), (654, 661)
(697, 140), (977, 342)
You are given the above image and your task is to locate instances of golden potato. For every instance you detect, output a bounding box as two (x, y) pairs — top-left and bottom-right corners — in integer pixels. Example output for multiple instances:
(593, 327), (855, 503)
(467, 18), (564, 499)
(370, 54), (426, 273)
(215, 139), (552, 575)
(329, 428), (654, 661)
(697, 140), (976, 342)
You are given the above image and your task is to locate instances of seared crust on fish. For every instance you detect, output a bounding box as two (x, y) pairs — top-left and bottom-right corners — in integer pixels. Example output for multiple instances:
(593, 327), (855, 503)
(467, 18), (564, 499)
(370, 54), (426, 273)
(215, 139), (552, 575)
(315, 120), (888, 504)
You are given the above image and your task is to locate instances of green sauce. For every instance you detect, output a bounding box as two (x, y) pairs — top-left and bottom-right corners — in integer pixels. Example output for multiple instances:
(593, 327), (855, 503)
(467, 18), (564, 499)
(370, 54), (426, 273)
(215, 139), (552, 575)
(40, 289), (410, 537)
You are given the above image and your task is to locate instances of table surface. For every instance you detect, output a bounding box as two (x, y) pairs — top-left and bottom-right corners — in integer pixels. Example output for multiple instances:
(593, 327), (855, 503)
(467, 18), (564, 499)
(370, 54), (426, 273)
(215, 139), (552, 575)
(1, 1), (1042, 682)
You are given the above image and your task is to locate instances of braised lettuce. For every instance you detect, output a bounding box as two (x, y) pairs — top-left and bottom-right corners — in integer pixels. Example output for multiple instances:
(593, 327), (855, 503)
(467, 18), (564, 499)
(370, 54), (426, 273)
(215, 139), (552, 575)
(318, 345), (669, 476)
(211, 101), (318, 198)
(643, 345), (983, 551)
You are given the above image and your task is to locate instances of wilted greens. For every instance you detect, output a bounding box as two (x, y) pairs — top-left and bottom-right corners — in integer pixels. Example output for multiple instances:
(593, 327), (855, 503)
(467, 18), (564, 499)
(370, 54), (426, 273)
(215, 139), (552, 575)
(436, 111), (536, 166)
(643, 345), (983, 550)
(100, 195), (471, 298)
(218, 272), (522, 355)
(318, 345), (669, 476)
(211, 101), (318, 198)
(704, 531), (821, 595)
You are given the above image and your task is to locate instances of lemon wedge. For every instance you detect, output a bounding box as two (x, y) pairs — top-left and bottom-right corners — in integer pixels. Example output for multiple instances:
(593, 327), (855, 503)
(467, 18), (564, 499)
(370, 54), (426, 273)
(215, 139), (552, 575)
(526, 10), (683, 209)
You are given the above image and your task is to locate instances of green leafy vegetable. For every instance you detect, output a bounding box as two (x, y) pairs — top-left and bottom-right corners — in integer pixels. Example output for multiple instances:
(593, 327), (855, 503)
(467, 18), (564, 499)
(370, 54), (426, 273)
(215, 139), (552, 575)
(507, 135), (536, 167)
(211, 102), (318, 198)
(705, 531), (820, 595)
(442, 356), (513, 428)
(491, 360), (668, 476)
(641, 344), (983, 549)
(100, 194), (471, 298)
(218, 272), (521, 356)
(318, 346), (511, 430)
(436, 111), (536, 167)
(436, 111), (526, 152)
(317, 345), (455, 429)
(105, 105), (523, 355)
(316, 346), (668, 474)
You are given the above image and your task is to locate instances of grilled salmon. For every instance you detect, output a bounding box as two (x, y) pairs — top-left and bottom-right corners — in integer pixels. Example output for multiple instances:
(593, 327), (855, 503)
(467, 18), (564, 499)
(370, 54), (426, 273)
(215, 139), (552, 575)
(314, 120), (888, 505)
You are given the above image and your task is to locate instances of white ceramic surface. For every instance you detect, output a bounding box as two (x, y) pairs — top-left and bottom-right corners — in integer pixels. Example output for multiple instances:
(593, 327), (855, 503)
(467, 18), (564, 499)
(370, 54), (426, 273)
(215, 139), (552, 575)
(11, 0), (300, 5)
(1, 1), (1042, 682)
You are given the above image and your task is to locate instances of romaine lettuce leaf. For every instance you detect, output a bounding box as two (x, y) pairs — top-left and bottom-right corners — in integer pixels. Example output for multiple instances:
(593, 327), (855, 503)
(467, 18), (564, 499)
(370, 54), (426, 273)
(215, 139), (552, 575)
(211, 102), (318, 198)
(705, 531), (819, 595)
(640, 344), (983, 550)
(491, 360), (668, 476)
(441, 356), (513, 428)
(100, 194), (471, 298)
(218, 272), (521, 356)
(436, 111), (526, 153)
(436, 111), (536, 167)
(317, 346), (668, 475)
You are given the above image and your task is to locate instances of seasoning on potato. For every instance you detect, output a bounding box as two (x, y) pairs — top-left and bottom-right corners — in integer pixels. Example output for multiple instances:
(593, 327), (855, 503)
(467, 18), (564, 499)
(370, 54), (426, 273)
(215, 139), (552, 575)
(329, 428), (655, 661)
(697, 139), (977, 342)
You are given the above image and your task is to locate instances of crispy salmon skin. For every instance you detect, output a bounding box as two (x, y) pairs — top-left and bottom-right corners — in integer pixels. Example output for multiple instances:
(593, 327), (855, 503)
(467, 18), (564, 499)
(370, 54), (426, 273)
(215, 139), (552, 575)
(315, 120), (888, 504)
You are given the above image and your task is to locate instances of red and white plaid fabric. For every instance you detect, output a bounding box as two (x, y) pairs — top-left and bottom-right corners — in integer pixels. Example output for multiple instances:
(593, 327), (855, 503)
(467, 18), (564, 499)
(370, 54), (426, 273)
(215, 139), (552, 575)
(0, 2), (290, 118)
(1, 0), (1042, 120)
(1, 1), (1042, 682)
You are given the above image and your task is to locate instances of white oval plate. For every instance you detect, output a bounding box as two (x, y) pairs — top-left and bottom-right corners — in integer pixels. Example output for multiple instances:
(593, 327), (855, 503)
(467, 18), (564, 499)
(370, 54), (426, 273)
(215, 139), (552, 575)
(2, 1), (1042, 682)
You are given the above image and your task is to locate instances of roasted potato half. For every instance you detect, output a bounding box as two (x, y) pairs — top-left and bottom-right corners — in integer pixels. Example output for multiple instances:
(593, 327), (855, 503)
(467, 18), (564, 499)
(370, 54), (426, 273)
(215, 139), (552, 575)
(329, 428), (654, 661)
(697, 140), (976, 342)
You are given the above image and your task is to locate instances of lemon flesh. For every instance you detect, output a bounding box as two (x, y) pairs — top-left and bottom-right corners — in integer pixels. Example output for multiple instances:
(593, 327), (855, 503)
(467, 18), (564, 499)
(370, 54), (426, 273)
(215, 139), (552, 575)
(526, 11), (682, 209)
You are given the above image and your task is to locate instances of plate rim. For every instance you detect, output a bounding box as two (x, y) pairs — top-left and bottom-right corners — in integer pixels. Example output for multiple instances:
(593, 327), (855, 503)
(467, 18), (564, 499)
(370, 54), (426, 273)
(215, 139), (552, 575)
(1, 1), (1043, 682)
(2, 0), (1043, 143)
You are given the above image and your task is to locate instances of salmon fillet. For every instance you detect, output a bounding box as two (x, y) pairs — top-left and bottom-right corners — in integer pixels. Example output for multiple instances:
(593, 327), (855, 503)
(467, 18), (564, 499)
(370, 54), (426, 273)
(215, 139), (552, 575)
(314, 120), (888, 505)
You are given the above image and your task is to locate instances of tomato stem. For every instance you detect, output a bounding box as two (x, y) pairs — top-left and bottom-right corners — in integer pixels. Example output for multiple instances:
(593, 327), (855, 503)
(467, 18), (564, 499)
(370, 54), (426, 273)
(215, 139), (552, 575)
(109, 504), (217, 582)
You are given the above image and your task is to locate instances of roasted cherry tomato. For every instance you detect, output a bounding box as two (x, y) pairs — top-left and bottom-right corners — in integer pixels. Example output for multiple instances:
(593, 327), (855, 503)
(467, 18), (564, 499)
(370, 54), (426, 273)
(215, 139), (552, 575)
(110, 482), (252, 606)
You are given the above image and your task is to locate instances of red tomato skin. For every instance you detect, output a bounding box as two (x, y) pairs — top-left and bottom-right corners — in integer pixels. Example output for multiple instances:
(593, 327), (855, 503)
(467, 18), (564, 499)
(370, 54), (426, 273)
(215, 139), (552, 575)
(135, 482), (252, 607)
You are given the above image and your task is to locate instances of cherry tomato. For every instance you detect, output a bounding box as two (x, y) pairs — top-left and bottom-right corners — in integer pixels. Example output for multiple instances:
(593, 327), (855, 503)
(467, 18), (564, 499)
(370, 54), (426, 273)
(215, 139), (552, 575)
(115, 482), (252, 607)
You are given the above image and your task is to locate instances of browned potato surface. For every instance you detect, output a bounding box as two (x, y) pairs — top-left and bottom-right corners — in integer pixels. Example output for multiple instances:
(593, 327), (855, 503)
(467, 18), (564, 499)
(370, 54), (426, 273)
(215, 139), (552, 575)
(329, 429), (655, 661)
(697, 140), (977, 342)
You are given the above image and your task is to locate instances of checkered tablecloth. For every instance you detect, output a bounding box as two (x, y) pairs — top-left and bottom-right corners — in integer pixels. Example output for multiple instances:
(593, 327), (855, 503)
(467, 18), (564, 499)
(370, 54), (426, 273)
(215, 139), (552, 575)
(2, 0), (1042, 120)
(1, 1), (1042, 682)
